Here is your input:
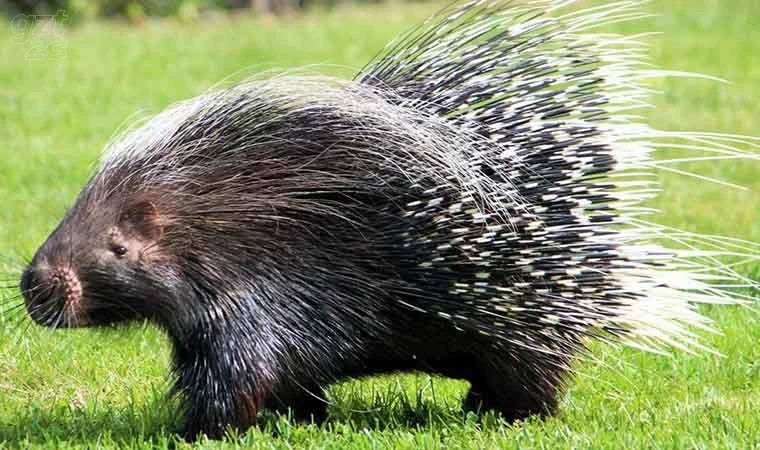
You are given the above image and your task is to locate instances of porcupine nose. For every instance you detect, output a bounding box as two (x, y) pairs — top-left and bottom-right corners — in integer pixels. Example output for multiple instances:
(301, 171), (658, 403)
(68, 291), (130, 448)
(19, 267), (35, 303)
(20, 265), (81, 326)
(20, 267), (50, 306)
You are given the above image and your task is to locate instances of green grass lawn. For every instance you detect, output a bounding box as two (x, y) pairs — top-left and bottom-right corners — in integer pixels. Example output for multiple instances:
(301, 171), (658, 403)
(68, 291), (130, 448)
(1, 1), (759, 448)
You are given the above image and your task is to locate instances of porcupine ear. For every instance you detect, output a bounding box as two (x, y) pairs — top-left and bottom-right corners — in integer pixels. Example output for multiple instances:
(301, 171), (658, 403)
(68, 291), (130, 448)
(119, 201), (165, 241)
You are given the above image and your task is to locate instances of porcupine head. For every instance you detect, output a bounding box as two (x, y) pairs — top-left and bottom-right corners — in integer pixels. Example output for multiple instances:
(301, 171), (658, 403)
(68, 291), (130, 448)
(18, 0), (759, 442)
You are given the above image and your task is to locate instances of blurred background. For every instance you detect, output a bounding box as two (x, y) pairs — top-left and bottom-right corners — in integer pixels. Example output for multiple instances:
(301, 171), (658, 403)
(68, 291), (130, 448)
(2, 0), (392, 21)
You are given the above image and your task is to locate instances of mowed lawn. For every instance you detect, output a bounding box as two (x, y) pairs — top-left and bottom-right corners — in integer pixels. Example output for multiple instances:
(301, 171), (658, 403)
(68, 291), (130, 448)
(0, 0), (759, 448)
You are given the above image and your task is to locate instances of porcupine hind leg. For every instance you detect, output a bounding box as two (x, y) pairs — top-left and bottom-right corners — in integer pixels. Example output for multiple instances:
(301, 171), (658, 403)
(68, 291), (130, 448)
(461, 349), (568, 422)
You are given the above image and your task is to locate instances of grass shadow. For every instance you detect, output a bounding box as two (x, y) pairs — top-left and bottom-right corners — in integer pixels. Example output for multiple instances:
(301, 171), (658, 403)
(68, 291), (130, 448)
(0, 394), (181, 449)
(257, 375), (507, 435)
(0, 375), (512, 447)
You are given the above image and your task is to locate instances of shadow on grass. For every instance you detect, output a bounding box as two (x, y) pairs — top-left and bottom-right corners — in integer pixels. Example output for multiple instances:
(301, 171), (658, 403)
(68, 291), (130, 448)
(256, 377), (506, 437)
(0, 395), (181, 449)
(0, 377), (507, 447)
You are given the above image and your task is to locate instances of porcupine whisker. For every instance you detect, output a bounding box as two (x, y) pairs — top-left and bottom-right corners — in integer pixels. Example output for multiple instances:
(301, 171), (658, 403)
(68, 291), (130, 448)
(51, 306), (65, 332)
(2, 314), (27, 338)
(0, 291), (25, 306)
(0, 303), (26, 322)
(7, 320), (33, 347)
(0, 303), (24, 319)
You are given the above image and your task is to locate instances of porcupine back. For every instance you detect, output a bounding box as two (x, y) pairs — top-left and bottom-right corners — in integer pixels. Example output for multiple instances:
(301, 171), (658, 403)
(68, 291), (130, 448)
(352, 0), (759, 356)
(95, 0), (758, 367)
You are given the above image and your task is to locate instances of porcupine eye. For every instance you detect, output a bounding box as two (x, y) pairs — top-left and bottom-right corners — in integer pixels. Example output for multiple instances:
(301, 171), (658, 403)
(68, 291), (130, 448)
(111, 245), (128, 257)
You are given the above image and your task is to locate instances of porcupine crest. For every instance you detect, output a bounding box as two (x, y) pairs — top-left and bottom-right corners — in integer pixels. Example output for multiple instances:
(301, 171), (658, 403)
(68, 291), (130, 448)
(19, 0), (759, 438)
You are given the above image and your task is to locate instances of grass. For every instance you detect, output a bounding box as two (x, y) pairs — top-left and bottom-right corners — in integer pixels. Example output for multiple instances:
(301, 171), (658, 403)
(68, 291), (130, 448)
(0, 0), (759, 448)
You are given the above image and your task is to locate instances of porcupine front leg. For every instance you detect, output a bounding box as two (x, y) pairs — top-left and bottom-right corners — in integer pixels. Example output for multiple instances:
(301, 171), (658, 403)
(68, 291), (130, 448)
(171, 331), (275, 441)
(462, 349), (568, 422)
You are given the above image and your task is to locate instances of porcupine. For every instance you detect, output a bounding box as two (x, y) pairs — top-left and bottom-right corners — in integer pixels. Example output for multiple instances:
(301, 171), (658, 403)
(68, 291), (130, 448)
(17, 0), (759, 440)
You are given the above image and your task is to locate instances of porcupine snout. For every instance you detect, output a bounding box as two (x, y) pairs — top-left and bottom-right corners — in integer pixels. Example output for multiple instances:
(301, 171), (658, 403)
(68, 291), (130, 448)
(20, 265), (83, 327)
